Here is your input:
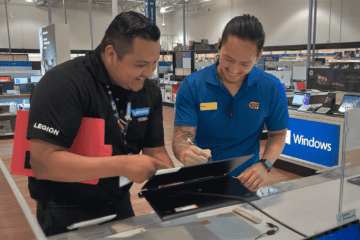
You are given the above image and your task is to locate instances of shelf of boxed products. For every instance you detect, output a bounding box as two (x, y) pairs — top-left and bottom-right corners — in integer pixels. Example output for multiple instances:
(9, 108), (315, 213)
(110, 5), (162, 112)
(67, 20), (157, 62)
(0, 100), (30, 136)
(160, 81), (182, 106)
(0, 132), (14, 136)
(0, 112), (16, 117)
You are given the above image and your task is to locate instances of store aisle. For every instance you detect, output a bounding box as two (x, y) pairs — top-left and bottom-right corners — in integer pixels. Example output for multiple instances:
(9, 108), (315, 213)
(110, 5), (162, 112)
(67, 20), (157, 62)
(0, 108), (302, 239)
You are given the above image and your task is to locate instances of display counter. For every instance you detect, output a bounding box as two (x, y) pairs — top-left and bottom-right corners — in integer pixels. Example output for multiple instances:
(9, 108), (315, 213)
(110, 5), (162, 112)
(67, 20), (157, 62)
(49, 165), (360, 240)
(0, 93), (30, 103)
(280, 109), (360, 170)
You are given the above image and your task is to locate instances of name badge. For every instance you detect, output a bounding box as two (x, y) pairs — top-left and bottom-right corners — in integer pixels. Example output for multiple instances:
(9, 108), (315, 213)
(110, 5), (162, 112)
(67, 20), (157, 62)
(200, 102), (217, 111)
(249, 102), (260, 110)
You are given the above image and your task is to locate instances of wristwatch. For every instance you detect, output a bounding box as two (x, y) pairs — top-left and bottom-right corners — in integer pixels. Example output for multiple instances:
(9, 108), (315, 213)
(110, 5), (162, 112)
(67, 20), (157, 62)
(259, 159), (272, 173)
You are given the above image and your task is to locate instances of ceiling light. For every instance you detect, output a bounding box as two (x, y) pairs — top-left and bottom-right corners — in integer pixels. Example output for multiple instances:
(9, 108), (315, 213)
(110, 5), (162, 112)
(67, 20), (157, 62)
(160, 7), (166, 13)
(25, 0), (34, 2)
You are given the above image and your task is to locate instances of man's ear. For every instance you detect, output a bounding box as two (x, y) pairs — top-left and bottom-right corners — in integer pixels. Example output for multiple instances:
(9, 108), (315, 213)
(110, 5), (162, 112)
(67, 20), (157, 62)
(104, 45), (117, 66)
(256, 50), (263, 62)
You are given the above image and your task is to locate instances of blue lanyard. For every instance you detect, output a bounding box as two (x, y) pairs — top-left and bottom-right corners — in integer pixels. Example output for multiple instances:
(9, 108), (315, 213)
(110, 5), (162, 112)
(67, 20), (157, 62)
(105, 84), (131, 151)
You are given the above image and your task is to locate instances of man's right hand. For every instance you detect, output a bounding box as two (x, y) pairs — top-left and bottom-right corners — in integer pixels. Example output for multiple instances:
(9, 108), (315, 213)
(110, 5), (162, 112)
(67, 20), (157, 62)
(123, 154), (170, 183)
(182, 145), (212, 166)
(172, 126), (212, 166)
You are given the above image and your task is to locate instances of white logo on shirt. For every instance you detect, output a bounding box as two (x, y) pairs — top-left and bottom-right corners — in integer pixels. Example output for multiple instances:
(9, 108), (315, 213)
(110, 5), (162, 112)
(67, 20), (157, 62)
(34, 123), (60, 136)
(137, 116), (148, 122)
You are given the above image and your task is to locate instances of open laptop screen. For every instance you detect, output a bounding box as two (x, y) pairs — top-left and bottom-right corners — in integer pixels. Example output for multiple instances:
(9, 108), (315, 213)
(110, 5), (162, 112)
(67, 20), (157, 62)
(339, 95), (360, 112)
(305, 219), (360, 240)
(292, 94), (305, 106)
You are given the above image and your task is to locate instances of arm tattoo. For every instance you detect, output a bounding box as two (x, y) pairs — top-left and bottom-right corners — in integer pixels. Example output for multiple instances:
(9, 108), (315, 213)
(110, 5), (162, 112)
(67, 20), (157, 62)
(172, 126), (197, 162)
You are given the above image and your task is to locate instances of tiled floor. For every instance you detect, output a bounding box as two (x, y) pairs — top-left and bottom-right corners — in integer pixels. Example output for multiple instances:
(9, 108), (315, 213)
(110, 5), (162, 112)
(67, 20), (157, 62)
(0, 108), (302, 239)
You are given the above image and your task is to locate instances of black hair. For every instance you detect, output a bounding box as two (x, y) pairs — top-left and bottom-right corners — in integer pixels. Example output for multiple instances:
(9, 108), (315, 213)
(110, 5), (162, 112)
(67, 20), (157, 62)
(218, 14), (265, 56)
(99, 11), (161, 60)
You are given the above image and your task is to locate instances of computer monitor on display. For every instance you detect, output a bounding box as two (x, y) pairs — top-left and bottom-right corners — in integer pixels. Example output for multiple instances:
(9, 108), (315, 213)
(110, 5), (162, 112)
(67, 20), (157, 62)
(304, 219), (360, 240)
(0, 81), (15, 93)
(14, 78), (28, 85)
(30, 76), (42, 83)
(338, 93), (360, 113)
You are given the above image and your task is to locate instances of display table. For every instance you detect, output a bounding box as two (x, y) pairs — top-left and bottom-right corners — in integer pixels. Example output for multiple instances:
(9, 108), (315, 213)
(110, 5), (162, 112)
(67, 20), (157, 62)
(49, 166), (360, 240)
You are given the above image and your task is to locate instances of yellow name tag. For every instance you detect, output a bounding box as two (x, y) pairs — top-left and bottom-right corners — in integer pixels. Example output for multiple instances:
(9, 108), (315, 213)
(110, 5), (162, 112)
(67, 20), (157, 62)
(200, 102), (217, 111)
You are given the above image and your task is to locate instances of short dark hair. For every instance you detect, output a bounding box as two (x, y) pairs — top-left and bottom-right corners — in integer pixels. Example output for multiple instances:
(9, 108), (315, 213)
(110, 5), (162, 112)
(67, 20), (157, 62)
(99, 11), (161, 60)
(219, 14), (265, 56)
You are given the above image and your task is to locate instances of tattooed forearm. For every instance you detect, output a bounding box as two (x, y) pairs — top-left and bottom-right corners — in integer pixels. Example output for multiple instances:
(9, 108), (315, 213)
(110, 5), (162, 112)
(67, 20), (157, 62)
(172, 126), (197, 163)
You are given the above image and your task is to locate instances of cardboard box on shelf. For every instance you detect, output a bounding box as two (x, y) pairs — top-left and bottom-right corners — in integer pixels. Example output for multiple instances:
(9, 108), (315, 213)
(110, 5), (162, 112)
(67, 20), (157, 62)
(164, 92), (172, 102)
(165, 85), (172, 94)
(160, 87), (165, 102)
(175, 68), (184, 76)
(183, 68), (192, 76)
(13, 54), (28, 61)
(0, 54), (14, 61)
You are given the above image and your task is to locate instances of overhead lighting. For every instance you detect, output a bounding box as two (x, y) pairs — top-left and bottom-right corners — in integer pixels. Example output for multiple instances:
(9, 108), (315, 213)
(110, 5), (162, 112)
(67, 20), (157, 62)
(160, 6), (174, 13)
(25, 0), (34, 2)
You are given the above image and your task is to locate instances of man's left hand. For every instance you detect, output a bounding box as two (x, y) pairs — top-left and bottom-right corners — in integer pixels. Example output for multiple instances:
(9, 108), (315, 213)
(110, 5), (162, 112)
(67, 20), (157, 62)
(237, 163), (268, 192)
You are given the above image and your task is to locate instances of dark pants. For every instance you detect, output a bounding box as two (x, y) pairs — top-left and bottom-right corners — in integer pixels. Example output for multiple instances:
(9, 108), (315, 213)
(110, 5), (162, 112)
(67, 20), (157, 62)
(35, 191), (135, 237)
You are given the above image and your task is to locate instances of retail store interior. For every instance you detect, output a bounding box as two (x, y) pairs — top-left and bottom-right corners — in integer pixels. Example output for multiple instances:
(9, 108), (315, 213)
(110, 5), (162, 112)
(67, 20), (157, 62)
(1, 0), (360, 239)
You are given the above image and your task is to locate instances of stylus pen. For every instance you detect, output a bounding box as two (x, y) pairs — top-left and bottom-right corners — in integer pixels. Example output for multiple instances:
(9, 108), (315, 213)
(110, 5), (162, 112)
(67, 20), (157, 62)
(186, 138), (213, 162)
(316, 163), (351, 174)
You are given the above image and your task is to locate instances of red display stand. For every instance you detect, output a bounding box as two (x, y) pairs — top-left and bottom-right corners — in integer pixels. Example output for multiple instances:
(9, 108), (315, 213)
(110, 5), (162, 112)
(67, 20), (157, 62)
(11, 110), (112, 185)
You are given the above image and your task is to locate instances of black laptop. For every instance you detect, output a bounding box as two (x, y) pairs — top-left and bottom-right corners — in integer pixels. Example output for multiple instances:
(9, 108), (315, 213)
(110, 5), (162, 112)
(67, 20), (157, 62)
(138, 155), (260, 221)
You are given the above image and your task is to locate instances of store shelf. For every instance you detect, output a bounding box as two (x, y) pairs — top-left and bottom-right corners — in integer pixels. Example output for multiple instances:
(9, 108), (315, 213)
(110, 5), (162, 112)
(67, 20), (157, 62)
(328, 60), (360, 63)
(0, 113), (16, 117)
(162, 102), (175, 108)
(159, 81), (182, 85)
(0, 132), (14, 136)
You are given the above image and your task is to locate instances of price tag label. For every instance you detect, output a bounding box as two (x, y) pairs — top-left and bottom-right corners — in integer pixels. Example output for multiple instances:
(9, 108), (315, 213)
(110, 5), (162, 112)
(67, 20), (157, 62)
(337, 209), (356, 225)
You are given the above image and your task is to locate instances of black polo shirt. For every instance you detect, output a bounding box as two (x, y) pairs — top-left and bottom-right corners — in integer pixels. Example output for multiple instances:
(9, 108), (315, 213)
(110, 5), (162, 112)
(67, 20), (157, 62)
(26, 46), (165, 206)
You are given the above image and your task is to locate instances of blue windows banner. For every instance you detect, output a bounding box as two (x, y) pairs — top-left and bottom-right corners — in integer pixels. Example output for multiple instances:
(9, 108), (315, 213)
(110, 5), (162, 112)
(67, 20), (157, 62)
(282, 118), (341, 167)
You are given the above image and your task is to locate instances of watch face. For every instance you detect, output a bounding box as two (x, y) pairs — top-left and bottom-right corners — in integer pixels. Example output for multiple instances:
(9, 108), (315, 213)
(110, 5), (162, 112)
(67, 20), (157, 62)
(260, 159), (272, 172)
(265, 160), (272, 168)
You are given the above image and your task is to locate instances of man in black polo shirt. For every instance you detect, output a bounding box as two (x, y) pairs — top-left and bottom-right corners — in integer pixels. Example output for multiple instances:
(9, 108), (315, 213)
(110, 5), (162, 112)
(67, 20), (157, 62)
(26, 11), (175, 236)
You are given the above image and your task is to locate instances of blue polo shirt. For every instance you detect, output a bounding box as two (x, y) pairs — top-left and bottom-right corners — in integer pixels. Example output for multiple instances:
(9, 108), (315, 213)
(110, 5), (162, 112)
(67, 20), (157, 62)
(174, 59), (289, 177)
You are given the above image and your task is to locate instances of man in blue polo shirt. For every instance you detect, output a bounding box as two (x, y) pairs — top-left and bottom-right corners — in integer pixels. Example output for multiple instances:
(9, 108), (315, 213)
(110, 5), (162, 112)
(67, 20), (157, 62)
(172, 14), (289, 192)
